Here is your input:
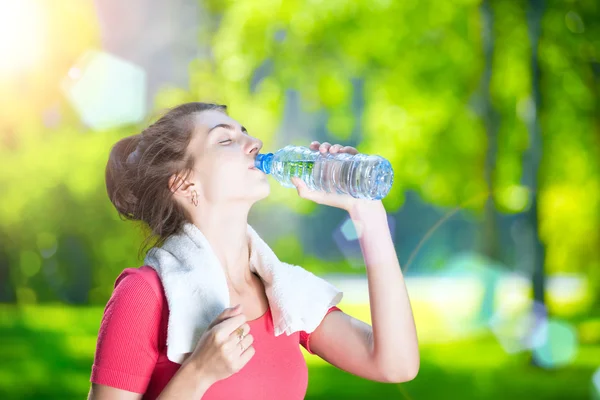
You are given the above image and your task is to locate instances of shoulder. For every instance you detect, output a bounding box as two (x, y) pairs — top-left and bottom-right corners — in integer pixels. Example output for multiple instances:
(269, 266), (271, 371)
(92, 266), (164, 393)
(112, 265), (165, 305)
(97, 266), (166, 336)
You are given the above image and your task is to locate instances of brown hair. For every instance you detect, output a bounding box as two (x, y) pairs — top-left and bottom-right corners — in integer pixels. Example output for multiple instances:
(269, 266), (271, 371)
(105, 102), (227, 259)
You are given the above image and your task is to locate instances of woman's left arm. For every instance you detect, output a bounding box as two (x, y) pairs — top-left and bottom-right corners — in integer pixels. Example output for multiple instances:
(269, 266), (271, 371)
(347, 200), (420, 381)
(291, 141), (420, 382)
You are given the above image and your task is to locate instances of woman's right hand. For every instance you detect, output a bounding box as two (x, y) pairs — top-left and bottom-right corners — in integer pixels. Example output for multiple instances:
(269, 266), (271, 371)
(183, 304), (255, 385)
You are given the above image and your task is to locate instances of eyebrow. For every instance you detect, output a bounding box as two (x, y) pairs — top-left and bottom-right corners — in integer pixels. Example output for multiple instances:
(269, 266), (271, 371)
(207, 123), (247, 135)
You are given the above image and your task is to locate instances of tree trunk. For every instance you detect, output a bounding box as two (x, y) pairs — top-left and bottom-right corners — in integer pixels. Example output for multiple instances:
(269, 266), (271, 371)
(478, 0), (502, 324)
(481, 0), (501, 263)
(591, 59), (600, 311)
(0, 231), (15, 302)
(526, 0), (547, 367)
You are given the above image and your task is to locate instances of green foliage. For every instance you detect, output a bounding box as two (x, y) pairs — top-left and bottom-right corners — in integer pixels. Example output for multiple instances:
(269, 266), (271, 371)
(536, 0), (600, 281)
(196, 0), (488, 211)
(0, 0), (597, 306)
(1, 2), (598, 398)
(0, 304), (598, 399)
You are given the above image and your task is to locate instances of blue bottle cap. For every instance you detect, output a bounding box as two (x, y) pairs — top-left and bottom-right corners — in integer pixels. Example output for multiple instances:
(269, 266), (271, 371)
(255, 153), (273, 174)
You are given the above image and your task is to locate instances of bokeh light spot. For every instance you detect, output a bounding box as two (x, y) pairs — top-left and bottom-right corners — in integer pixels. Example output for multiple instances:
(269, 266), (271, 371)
(20, 250), (41, 278)
(532, 319), (579, 368)
(61, 50), (147, 130)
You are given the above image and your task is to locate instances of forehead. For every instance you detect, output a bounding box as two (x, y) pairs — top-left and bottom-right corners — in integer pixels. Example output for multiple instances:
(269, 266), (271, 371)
(194, 109), (237, 132)
(189, 110), (237, 147)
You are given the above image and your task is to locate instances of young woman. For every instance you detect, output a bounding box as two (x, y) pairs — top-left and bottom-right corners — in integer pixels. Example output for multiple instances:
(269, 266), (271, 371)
(88, 102), (419, 399)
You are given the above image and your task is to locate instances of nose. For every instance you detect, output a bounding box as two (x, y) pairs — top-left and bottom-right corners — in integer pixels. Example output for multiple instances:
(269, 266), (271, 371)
(246, 137), (263, 155)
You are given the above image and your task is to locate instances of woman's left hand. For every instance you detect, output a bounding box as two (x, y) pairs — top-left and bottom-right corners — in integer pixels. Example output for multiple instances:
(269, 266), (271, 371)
(291, 141), (383, 212)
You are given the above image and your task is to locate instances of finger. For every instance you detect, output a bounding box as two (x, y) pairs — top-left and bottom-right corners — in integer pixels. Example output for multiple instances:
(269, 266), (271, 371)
(293, 176), (311, 189)
(341, 146), (358, 155)
(292, 177), (311, 199)
(225, 330), (253, 355)
(292, 177), (323, 203)
(218, 312), (248, 337)
(239, 342), (256, 364)
(209, 304), (243, 329)
(291, 177), (305, 191)
(230, 329), (253, 347)
(310, 141), (320, 150)
(228, 324), (251, 348)
(319, 142), (331, 153)
(237, 323), (251, 337)
(330, 144), (343, 153)
(236, 333), (254, 353)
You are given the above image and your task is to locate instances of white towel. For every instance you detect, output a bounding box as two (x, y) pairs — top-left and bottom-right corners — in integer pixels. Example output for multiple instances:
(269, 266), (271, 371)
(143, 222), (343, 364)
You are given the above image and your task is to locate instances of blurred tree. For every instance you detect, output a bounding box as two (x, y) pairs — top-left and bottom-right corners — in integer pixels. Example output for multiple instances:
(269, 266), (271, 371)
(525, 0), (547, 315)
(191, 0), (488, 213)
(480, 0), (501, 264)
(0, 232), (15, 302)
(537, 0), (600, 306)
(0, 0), (598, 309)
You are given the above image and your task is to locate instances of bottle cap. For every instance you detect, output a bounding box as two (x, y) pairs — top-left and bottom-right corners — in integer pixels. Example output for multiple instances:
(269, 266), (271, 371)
(255, 153), (274, 174)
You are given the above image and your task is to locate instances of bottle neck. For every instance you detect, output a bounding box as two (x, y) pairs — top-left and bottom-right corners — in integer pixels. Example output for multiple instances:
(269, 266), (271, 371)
(255, 153), (274, 174)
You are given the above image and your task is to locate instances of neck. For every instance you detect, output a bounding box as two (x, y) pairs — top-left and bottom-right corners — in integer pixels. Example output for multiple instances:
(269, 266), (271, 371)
(191, 202), (254, 288)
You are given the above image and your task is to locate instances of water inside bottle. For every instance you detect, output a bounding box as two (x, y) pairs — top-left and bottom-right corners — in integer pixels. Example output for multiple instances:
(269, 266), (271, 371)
(265, 146), (393, 199)
(272, 159), (316, 188)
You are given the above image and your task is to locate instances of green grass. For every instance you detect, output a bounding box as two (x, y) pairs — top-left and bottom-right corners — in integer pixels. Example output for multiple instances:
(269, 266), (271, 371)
(0, 304), (598, 399)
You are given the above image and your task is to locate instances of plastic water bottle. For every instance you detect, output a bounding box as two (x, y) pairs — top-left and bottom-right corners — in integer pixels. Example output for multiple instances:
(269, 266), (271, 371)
(254, 145), (394, 200)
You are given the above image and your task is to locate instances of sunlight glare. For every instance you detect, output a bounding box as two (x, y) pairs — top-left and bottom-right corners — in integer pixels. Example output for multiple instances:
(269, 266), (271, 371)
(0, 0), (45, 74)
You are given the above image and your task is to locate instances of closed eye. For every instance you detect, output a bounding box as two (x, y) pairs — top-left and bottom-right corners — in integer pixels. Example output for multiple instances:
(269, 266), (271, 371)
(218, 129), (250, 144)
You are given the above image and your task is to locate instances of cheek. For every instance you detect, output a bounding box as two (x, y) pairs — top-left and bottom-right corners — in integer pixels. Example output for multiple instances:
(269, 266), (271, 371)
(201, 152), (251, 193)
(203, 153), (239, 177)
(207, 164), (247, 192)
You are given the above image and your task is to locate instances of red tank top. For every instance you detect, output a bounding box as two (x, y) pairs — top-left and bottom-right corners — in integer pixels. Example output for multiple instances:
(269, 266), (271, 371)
(90, 266), (341, 399)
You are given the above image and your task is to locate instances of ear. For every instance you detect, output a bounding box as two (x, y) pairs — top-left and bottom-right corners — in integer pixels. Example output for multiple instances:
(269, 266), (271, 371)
(168, 173), (197, 200)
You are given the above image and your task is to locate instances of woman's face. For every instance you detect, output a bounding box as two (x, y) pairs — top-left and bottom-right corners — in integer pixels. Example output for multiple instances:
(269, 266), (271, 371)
(184, 110), (270, 206)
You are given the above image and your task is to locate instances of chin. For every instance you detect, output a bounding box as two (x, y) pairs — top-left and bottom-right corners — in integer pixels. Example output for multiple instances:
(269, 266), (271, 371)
(234, 181), (270, 204)
(252, 181), (270, 201)
(256, 182), (271, 198)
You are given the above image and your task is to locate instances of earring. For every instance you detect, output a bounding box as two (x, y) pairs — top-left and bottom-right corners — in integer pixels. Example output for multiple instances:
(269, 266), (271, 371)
(191, 191), (198, 207)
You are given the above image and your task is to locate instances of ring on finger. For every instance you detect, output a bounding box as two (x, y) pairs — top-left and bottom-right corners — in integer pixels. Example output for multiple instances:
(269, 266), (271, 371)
(235, 327), (245, 341)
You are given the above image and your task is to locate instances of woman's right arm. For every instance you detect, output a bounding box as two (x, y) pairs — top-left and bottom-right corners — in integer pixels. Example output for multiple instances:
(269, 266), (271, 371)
(88, 359), (214, 399)
(155, 358), (214, 399)
(88, 270), (219, 399)
(87, 383), (142, 400)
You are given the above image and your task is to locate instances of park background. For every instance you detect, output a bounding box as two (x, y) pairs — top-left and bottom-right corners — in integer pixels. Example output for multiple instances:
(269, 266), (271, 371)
(0, 0), (599, 399)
